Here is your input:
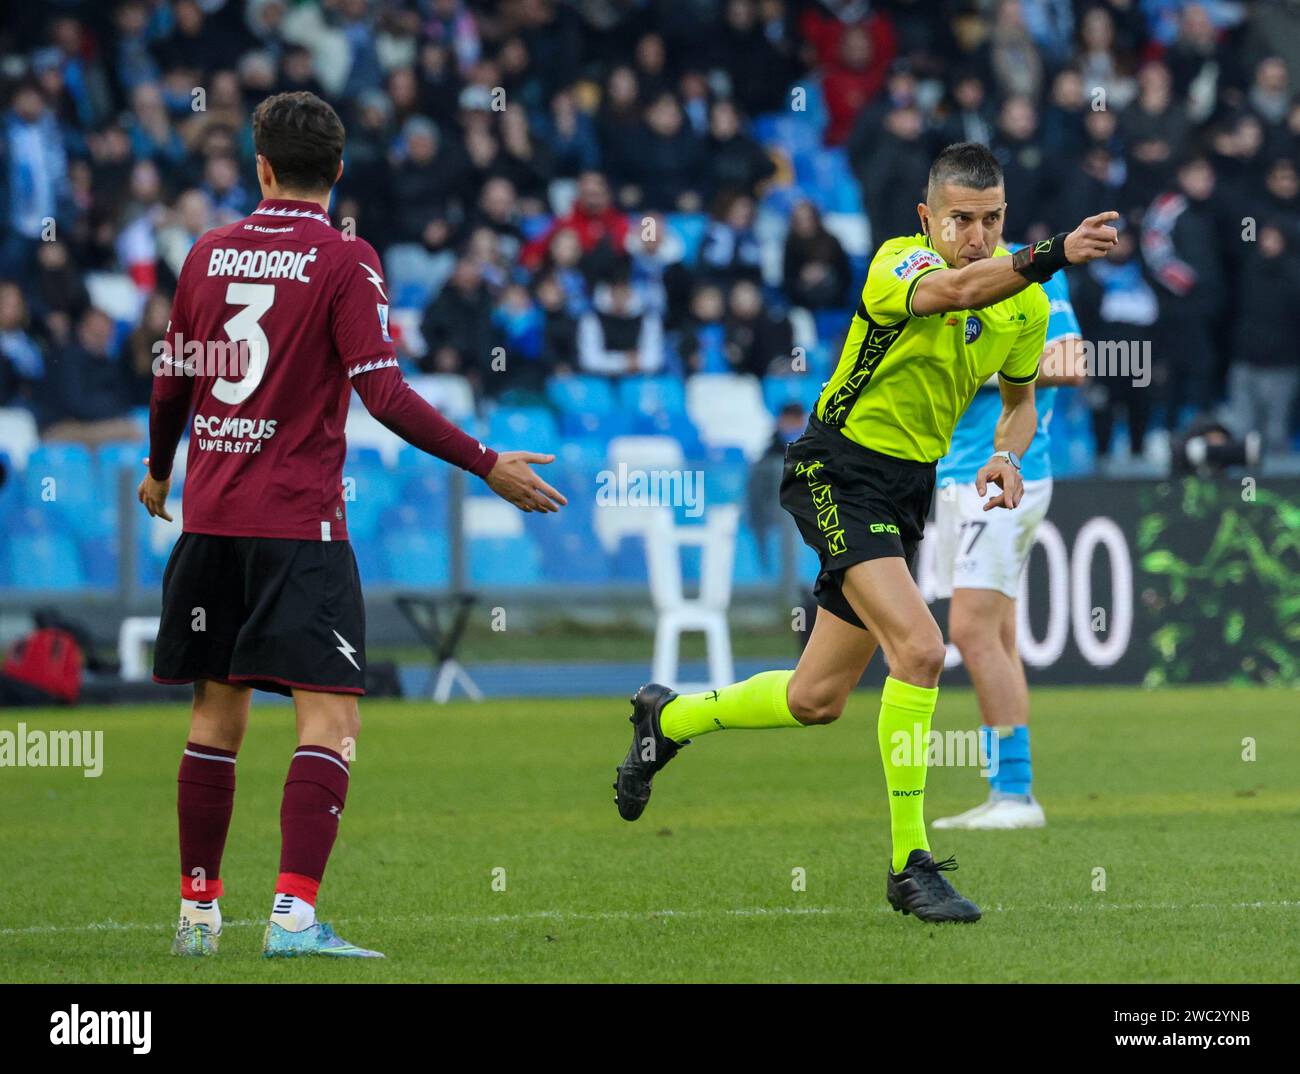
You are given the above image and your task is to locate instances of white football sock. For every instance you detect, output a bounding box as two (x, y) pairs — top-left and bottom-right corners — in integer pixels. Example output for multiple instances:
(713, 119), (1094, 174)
(180, 897), (221, 932)
(270, 892), (316, 932)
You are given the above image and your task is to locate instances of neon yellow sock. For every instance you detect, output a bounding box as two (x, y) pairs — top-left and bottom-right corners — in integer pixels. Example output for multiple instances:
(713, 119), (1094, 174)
(659, 670), (802, 743)
(877, 676), (939, 872)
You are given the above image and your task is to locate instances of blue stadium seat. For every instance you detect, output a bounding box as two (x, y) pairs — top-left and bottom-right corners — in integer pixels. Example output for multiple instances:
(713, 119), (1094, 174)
(793, 147), (861, 214)
(700, 444), (749, 466)
(96, 439), (148, 481)
(665, 213), (710, 266)
(792, 79), (829, 132)
(764, 375), (824, 415)
(22, 446), (99, 532)
(803, 341), (834, 380)
(135, 524), (177, 587)
(733, 526), (782, 585)
(609, 533), (649, 582)
(399, 469), (451, 513)
(345, 445), (387, 471)
(751, 113), (821, 155)
(632, 408), (704, 457)
(351, 537), (389, 586)
(545, 462), (599, 515)
(813, 308), (852, 347)
(6, 534), (85, 590)
(759, 184), (805, 219)
(8, 503), (54, 536)
(382, 528), (451, 587)
(342, 461), (402, 540)
(29, 443), (95, 472)
(0, 462), (23, 519)
(486, 407), (561, 457)
(396, 444), (453, 472)
(619, 375), (686, 420)
(556, 437), (608, 470)
(60, 498), (118, 540)
(560, 409), (625, 441)
(78, 537), (118, 589)
(469, 535), (542, 586)
(536, 529), (612, 583)
(701, 457), (750, 505)
(847, 253), (869, 289)
(546, 374), (615, 416)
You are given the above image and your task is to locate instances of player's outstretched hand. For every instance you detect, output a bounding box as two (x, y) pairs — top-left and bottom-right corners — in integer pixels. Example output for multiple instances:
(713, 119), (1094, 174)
(137, 458), (174, 522)
(1064, 211), (1120, 265)
(486, 451), (567, 513)
(976, 456), (1024, 512)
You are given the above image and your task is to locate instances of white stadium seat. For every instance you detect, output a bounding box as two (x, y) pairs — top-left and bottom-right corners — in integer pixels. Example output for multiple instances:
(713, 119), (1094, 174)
(407, 374), (476, 422)
(823, 212), (872, 256)
(463, 495), (524, 539)
(0, 408), (39, 469)
(685, 374), (775, 461)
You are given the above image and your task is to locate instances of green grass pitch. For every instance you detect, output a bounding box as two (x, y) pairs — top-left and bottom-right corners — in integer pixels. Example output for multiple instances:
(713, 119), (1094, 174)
(1, 686), (1296, 983)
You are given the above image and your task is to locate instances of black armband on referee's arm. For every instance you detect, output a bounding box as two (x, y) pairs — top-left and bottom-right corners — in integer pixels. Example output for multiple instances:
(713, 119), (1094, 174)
(1011, 232), (1071, 283)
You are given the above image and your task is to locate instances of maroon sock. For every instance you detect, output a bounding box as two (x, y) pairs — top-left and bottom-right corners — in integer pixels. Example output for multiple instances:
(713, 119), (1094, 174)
(276, 745), (350, 904)
(178, 741), (237, 900)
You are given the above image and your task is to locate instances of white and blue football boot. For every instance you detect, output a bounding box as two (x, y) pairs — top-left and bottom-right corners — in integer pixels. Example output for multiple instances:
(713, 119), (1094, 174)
(171, 922), (221, 956)
(262, 921), (385, 958)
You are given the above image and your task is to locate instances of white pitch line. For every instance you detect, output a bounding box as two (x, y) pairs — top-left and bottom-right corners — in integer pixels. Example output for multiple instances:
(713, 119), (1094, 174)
(1, 899), (1297, 937)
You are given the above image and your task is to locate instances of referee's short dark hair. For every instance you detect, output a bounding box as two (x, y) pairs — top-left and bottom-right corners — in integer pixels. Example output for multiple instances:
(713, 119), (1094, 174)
(252, 91), (345, 194)
(927, 142), (1004, 203)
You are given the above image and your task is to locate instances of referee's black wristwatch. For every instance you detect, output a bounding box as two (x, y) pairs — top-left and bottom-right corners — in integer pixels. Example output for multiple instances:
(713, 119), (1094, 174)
(991, 450), (1021, 470)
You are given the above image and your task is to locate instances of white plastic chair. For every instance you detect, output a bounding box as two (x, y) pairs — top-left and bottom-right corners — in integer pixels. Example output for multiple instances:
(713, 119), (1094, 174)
(646, 505), (739, 692)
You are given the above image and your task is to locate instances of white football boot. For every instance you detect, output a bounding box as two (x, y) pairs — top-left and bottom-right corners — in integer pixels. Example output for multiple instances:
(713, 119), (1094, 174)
(933, 792), (1045, 830)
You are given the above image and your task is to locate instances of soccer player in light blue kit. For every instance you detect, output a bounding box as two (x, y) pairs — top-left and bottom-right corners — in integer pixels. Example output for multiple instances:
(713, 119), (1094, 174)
(932, 267), (1084, 829)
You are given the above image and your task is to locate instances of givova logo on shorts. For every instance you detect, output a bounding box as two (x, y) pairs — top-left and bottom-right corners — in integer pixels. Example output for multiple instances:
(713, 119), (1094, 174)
(795, 459), (848, 557)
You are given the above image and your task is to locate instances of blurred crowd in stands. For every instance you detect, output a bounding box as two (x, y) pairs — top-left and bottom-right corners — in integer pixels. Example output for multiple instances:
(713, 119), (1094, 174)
(2, 0), (1299, 465)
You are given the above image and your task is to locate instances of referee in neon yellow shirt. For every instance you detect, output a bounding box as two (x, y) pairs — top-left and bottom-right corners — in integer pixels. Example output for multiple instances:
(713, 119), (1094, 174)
(615, 142), (1118, 923)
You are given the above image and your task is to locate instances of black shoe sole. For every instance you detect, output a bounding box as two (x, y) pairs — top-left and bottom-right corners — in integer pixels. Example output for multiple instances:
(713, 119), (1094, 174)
(887, 895), (981, 923)
(613, 685), (678, 822)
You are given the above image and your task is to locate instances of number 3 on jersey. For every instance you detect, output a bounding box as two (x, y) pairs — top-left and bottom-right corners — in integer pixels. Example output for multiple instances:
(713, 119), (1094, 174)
(214, 282), (275, 405)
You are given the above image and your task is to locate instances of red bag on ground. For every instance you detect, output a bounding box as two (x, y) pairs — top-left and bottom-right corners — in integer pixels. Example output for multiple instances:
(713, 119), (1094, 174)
(2, 628), (84, 704)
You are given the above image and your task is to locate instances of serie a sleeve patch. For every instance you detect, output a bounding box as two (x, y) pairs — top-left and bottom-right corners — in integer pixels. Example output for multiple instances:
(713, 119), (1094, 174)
(892, 249), (944, 281)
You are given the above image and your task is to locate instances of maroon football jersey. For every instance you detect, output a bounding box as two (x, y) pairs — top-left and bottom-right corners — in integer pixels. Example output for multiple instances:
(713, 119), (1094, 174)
(152, 198), (492, 540)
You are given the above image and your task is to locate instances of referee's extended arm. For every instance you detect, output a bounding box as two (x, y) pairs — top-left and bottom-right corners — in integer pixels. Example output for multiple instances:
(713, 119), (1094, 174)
(911, 212), (1120, 316)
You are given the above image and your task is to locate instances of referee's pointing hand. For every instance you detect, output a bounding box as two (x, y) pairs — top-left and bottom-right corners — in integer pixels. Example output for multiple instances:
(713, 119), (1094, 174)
(1064, 210), (1121, 264)
(486, 451), (567, 513)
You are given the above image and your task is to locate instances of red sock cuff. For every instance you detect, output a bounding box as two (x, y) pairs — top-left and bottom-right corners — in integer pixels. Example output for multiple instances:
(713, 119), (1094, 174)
(275, 872), (321, 905)
(181, 875), (224, 900)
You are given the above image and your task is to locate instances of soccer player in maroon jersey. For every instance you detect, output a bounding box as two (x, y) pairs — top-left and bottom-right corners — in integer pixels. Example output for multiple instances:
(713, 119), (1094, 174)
(138, 92), (566, 958)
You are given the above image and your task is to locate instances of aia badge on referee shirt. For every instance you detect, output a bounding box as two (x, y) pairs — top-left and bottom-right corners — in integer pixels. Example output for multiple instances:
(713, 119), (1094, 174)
(964, 314), (983, 344)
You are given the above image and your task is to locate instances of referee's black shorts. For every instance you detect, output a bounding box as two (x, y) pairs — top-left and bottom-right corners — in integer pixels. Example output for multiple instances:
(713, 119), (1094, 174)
(153, 532), (366, 697)
(778, 417), (936, 631)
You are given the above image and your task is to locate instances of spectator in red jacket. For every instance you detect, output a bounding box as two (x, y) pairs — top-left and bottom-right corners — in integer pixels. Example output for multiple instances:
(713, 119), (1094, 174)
(520, 170), (629, 271)
(820, 25), (890, 146)
(801, 5), (896, 145)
